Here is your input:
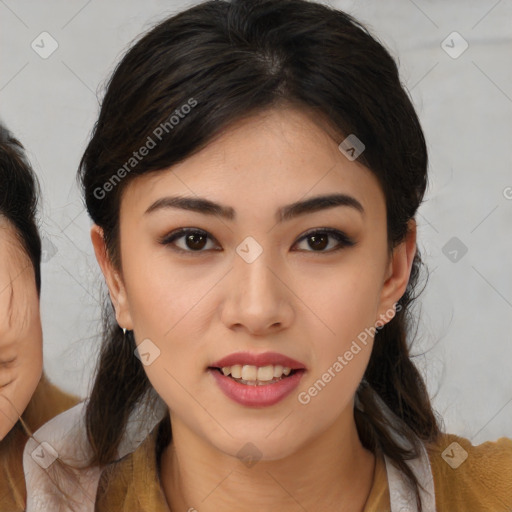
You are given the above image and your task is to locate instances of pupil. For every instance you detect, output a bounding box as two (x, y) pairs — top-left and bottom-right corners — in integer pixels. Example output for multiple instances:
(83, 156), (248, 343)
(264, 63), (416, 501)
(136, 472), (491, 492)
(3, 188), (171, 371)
(186, 233), (206, 250)
(309, 234), (328, 250)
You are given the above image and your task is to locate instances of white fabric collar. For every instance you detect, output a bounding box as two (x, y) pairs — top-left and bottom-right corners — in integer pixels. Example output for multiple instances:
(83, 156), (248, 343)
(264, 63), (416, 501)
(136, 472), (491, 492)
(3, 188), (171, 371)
(384, 444), (436, 512)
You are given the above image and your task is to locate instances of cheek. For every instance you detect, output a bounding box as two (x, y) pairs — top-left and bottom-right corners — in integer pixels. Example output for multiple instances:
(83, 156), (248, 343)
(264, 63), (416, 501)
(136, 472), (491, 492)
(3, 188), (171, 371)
(0, 345), (42, 441)
(290, 257), (384, 409)
(125, 262), (217, 341)
(334, 274), (382, 340)
(122, 257), (214, 404)
(295, 255), (384, 343)
(292, 278), (380, 425)
(15, 306), (43, 411)
(11, 354), (42, 409)
(0, 283), (42, 384)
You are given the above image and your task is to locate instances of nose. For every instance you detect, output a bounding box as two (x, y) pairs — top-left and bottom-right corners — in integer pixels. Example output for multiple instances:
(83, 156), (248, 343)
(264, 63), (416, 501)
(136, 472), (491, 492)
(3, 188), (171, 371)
(220, 247), (294, 336)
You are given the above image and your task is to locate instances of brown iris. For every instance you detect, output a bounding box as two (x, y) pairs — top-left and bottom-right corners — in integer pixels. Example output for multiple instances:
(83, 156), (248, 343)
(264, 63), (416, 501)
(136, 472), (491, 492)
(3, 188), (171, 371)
(307, 233), (329, 251)
(185, 232), (208, 250)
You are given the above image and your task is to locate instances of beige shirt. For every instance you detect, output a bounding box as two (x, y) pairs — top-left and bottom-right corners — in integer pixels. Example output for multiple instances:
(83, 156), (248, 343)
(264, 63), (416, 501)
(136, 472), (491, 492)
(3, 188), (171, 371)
(94, 419), (512, 511)
(0, 372), (80, 511)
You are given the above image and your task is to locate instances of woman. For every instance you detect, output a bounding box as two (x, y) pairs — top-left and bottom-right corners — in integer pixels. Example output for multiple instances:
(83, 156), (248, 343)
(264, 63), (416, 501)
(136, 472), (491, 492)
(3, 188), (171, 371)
(23, 1), (512, 511)
(0, 123), (80, 510)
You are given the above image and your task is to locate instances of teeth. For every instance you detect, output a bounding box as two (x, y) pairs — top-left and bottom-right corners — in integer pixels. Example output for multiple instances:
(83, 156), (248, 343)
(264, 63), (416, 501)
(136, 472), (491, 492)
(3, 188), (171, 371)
(257, 365), (274, 381)
(273, 365), (283, 378)
(241, 365), (257, 381)
(230, 364), (242, 379)
(219, 364), (294, 381)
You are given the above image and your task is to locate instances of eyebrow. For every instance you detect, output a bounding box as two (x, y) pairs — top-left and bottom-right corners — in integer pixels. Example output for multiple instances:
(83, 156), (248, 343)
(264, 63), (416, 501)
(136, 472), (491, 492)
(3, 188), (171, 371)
(145, 193), (364, 222)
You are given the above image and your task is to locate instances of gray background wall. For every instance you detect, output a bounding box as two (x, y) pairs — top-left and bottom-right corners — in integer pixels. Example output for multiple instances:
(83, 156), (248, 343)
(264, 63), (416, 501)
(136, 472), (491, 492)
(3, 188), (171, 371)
(1, 0), (511, 444)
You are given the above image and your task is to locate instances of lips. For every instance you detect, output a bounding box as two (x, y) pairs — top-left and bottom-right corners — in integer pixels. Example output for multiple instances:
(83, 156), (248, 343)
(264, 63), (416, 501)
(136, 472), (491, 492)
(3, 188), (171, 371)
(208, 366), (305, 407)
(209, 351), (306, 370)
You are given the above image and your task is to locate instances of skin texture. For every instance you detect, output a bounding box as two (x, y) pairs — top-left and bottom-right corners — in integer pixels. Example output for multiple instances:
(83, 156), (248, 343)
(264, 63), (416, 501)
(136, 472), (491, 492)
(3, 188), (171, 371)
(0, 218), (43, 441)
(92, 107), (417, 511)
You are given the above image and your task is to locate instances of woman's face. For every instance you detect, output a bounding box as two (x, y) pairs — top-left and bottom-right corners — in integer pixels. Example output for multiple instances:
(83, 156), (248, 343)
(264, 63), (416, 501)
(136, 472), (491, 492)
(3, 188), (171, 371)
(0, 219), (43, 441)
(94, 107), (415, 460)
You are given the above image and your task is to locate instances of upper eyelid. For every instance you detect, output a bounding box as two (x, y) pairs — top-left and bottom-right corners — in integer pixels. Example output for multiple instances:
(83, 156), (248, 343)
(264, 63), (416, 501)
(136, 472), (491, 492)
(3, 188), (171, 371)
(162, 227), (216, 243)
(0, 357), (17, 367)
(161, 228), (219, 251)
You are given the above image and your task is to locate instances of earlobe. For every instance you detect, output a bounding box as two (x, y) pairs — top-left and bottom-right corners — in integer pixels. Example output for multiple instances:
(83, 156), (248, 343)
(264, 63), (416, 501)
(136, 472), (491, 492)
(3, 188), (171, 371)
(90, 225), (134, 330)
(376, 219), (417, 326)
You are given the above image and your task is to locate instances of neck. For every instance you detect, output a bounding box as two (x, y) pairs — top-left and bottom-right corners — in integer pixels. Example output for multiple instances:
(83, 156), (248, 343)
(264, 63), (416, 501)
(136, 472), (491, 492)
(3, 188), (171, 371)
(160, 412), (376, 512)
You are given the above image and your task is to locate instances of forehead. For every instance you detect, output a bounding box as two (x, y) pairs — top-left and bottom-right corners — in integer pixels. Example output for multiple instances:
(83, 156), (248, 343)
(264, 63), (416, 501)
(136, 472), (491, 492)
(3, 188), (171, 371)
(121, 108), (384, 221)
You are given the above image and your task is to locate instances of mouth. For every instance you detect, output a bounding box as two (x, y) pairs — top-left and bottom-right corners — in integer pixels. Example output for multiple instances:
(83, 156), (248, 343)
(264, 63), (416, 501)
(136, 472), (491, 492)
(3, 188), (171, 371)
(208, 365), (304, 386)
(207, 366), (306, 407)
(207, 351), (307, 405)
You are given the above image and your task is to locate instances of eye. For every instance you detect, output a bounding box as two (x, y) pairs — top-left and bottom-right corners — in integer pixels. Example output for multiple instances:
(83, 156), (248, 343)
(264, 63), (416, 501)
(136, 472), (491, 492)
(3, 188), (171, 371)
(293, 228), (356, 253)
(160, 228), (220, 254)
(160, 227), (355, 255)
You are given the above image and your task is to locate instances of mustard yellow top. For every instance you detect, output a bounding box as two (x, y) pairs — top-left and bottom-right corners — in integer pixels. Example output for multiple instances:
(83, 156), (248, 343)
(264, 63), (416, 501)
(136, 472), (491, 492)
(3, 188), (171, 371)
(95, 420), (512, 511)
(0, 372), (80, 510)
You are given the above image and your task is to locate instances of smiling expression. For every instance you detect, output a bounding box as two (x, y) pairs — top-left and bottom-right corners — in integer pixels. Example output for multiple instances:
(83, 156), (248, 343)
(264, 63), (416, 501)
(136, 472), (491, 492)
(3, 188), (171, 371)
(93, 106), (415, 460)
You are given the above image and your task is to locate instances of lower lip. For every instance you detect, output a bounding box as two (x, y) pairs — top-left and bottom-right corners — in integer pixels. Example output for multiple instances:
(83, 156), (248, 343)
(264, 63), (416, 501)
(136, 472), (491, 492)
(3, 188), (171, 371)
(208, 368), (305, 407)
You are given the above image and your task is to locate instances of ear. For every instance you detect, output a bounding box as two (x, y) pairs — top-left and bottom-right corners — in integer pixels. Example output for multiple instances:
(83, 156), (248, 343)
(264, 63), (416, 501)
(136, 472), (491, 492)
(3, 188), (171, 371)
(375, 219), (417, 327)
(90, 224), (134, 330)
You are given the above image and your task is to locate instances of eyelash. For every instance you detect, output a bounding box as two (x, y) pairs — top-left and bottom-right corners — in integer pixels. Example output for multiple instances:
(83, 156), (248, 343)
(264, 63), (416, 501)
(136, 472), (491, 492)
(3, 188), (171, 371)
(160, 227), (356, 255)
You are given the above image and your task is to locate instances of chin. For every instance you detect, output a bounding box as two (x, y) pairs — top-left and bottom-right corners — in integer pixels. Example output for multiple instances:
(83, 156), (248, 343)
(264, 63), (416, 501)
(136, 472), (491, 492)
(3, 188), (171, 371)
(213, 432), (302, 464)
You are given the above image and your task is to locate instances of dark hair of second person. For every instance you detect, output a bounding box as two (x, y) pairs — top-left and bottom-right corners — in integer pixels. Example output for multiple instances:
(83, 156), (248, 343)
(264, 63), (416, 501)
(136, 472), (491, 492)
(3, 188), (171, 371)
(0, 123), (80, 511)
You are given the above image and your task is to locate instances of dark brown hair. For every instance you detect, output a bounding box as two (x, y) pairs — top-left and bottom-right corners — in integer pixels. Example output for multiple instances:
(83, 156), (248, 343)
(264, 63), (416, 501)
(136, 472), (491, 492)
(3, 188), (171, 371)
(78, 1), (442, 509)
(0, 124), (41, 294)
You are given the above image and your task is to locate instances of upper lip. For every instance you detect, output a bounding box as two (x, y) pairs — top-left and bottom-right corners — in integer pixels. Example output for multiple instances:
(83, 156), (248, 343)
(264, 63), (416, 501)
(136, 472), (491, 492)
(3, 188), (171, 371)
(209, 351), (306, 370)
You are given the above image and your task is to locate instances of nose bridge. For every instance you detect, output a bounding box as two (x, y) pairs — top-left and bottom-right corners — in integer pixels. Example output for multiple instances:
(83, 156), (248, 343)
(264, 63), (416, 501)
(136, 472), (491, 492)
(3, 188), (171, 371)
(222, 237), (292, 332)
(234, 239), (280, 303)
